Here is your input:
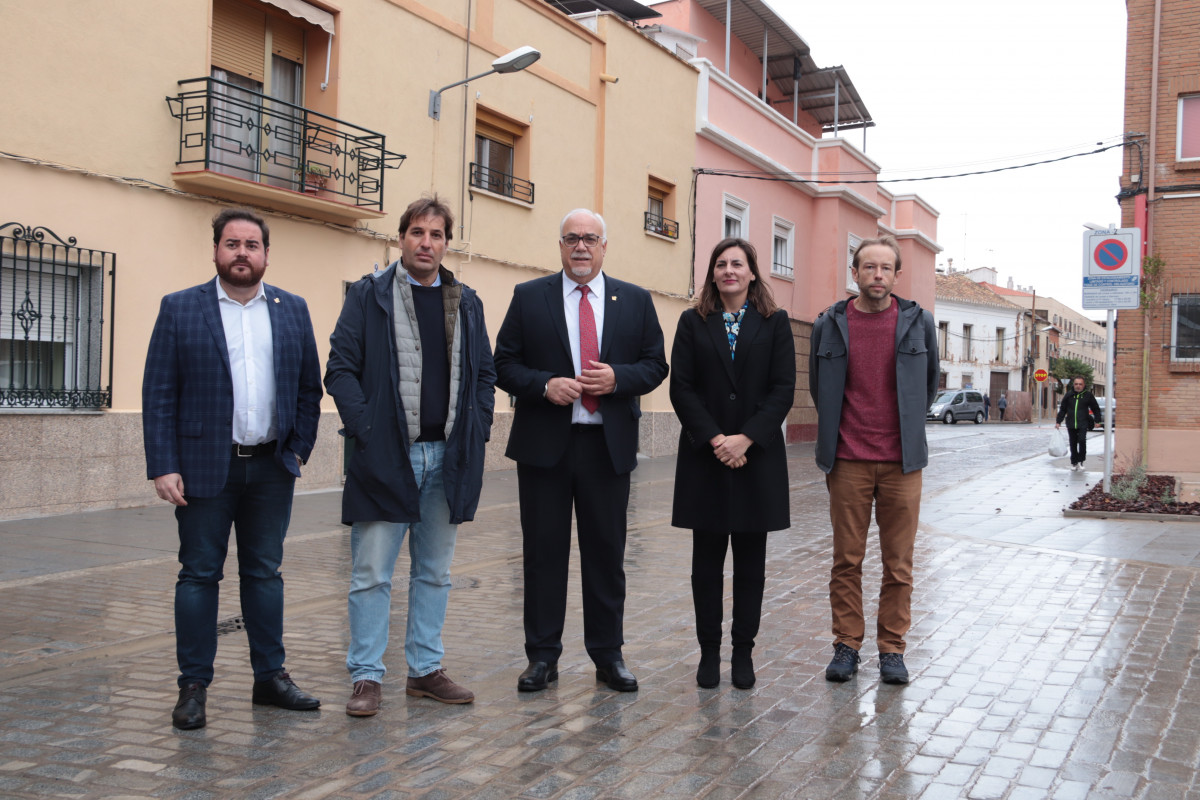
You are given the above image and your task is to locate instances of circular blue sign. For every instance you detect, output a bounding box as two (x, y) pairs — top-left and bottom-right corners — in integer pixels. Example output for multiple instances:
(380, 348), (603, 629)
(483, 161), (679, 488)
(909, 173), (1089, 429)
(1094, 239), (1128, 271)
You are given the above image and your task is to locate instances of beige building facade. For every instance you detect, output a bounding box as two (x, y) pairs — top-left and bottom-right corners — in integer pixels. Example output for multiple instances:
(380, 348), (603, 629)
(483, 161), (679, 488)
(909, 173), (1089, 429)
(0, 0), (697, 517)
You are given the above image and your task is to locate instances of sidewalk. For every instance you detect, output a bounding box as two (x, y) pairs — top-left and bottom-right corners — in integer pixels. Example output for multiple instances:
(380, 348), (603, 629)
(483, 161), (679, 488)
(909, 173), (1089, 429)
(1, 437), (1199, 799)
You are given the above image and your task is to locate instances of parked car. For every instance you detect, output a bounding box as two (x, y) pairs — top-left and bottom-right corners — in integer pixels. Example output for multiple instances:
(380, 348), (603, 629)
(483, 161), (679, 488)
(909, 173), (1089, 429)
(1093, 396), (1116, 425)
(927, 390), (987, 424)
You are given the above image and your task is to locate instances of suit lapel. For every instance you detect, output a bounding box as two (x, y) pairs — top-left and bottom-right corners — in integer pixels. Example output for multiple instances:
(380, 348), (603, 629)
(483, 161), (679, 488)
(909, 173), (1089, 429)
(264, 283), (284, 383)
(705, 311), (737, 386)
(198, 279), (232, 379)
(600, 275), (620, 359)
(544, 272), (572, 363)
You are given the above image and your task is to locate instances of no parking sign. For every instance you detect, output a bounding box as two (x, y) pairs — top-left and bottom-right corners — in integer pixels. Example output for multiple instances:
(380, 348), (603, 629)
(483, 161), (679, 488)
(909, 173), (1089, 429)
(1082, 228), (1141, 310)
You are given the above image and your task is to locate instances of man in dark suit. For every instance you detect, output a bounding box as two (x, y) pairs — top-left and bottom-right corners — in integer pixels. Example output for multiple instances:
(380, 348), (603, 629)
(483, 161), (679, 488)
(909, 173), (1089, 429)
(143, 208), (323, 730)
(494, 208), (668, 692)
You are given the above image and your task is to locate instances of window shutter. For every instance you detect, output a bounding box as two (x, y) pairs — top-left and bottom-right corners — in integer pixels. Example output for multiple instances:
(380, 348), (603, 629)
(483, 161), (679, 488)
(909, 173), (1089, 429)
(1, 266), (78, 344)
(213, 0), (267, 81)
(269, 15), (304, 64)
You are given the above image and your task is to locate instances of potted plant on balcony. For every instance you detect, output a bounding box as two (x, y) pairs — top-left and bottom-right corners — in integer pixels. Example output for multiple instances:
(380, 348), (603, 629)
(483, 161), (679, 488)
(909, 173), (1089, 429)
(297, 162), (330, 194)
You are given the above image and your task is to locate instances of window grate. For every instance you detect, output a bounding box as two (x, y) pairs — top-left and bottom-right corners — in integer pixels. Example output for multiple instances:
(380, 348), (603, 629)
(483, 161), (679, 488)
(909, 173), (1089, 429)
(1, 223), (114, 409)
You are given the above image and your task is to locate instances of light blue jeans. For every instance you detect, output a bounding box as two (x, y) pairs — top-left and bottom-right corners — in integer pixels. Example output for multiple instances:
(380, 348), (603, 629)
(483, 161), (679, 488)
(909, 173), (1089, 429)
(347, 441), (457, 682)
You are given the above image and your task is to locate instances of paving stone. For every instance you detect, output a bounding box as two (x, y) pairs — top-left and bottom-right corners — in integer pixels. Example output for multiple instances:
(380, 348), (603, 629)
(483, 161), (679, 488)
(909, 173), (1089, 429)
(3, 431), (1200, 797)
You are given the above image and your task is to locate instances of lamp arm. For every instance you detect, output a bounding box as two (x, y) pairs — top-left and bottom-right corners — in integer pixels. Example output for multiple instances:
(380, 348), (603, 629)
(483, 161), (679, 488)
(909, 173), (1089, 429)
(428, 68), (500, 119)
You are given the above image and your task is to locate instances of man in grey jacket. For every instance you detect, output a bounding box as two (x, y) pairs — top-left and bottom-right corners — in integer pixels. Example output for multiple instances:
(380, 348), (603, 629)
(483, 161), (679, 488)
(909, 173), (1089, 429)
(809, 235), (938, 685)
(325, 196), (496, 716)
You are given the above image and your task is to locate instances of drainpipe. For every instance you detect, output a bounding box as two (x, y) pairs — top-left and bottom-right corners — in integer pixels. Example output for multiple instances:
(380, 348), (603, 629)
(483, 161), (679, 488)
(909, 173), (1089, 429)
(724, 0), (731, 75)
(1141, 0), (1162, 466)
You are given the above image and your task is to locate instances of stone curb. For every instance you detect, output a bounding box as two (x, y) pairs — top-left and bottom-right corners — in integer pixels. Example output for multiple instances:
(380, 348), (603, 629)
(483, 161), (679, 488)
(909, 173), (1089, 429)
(1062, 508), (1200, 522)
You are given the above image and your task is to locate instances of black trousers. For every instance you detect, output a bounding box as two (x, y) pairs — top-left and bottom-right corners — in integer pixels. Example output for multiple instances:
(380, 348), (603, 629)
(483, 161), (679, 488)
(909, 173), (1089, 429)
(1067, 426), (1088, 465)
(691, 530), (767, 650)
(518, 426), (630, 665)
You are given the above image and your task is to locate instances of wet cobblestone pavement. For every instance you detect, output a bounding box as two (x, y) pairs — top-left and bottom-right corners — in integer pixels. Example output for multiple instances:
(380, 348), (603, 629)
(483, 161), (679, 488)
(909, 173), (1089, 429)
(2, 424), (1199, 799)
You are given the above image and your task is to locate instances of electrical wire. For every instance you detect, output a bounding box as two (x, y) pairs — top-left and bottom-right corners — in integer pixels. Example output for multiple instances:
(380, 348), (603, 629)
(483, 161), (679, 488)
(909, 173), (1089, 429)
(696, 141), (1127, 185)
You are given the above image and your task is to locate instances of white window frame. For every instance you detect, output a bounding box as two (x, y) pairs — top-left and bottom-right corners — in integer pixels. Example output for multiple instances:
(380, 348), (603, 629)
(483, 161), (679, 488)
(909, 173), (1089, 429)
(846, 232), (863, 294)
(771, 216), (794, 279)
(1179, 95), (1200, 161)
(723, 193), (748, 239)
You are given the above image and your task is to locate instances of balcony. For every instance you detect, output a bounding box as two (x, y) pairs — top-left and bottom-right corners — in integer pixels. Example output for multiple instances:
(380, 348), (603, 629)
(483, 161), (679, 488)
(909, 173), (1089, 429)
(166, 78), (405, 225)
(644, 212), (679, 240)
(470, 162), (534, 205)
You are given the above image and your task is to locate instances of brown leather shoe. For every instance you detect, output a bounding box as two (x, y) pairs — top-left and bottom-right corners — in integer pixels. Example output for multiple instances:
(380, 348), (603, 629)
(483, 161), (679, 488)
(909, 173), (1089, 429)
(405, 669), (474, 704)
(345, 680), (381, 716)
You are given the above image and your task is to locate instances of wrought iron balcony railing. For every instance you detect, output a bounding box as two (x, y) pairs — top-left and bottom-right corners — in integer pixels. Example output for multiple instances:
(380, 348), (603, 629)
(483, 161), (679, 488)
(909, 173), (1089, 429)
(470, 162), (534, 204)
(1, 223), (114, 409)
(167, 77), (405, 211)
(644, 212), (679, 240)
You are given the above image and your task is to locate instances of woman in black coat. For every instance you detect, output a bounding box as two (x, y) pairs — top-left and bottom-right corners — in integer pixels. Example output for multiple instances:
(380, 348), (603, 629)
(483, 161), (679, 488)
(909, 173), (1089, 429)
(670, 237), (796, 689)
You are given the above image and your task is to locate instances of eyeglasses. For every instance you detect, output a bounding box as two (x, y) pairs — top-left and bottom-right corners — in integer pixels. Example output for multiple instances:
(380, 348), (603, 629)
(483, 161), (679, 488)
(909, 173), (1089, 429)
(560, 233), (603, 248)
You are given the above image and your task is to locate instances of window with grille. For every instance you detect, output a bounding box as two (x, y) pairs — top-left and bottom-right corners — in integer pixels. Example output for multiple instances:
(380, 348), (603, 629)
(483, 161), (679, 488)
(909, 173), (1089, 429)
(771, 217), (793, 278)
(471, 107), (532, 203)
(846, 233), (863, 293)
(1171, 294), (1200, 360)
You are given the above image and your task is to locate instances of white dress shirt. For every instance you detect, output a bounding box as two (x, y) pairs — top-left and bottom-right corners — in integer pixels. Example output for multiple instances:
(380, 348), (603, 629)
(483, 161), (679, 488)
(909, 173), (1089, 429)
(562, 271), (605, 425)
(216, 278), (277, 445)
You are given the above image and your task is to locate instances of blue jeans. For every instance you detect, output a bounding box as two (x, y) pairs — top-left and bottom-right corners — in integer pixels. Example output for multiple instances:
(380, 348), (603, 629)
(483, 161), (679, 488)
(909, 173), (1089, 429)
(174, 453), (295, 687)
(347, 441), (457, 682)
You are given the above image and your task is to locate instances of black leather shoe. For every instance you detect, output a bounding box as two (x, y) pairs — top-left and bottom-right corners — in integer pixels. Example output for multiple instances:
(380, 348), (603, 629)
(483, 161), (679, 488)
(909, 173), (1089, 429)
(517, 660), (558, 692)
(251, 671), (320, 710)
(172, 682), (207, 730)
(595, 660), (638, 692)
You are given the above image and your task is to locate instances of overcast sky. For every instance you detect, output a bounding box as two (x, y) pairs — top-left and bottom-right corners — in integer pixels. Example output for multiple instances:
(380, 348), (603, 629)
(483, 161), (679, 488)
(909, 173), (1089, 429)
(774, 0), (1128, 319)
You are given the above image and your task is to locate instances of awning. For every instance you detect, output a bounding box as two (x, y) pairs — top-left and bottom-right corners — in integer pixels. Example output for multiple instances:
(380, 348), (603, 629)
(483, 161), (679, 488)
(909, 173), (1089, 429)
(692, 0), (872, 132)
(263, 0), (335, 35)
(540, 0), (662, 23)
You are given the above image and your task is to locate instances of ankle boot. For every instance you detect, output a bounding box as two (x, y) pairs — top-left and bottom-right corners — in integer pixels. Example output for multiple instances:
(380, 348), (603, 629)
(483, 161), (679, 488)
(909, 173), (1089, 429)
(696, 646), (720, 688)
(731, 645), (755, 689)
(692, 576), (723, 687)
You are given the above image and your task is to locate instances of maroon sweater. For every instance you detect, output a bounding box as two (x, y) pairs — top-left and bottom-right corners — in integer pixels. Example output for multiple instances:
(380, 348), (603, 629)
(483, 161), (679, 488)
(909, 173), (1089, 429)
(836, 299), (902, 462)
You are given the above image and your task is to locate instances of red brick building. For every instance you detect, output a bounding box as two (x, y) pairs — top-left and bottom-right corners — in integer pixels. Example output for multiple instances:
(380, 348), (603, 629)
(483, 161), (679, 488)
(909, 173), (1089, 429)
(1117, 0), (1200, 477)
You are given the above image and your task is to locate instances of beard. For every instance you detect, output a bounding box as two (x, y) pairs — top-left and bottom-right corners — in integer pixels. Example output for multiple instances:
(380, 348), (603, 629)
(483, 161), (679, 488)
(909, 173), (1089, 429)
(217, 258), (266, 288)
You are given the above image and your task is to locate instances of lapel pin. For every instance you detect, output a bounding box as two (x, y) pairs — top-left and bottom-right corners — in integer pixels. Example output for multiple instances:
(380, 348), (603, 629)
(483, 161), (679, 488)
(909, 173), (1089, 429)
(273, 297), (280, 304)
(611, 295), (617, 301)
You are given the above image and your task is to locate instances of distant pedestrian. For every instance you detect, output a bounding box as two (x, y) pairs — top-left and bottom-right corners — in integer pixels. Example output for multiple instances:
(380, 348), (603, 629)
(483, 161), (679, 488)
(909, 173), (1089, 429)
(983, 393), (990, 421)
(325, 196), (496, 716)
(143, 208), (323, 730)
(998, 393), (1007, 421)
(810, 235), (938, 686)
(1055, 376), (1100, 471)
(669, 238), (795, 690)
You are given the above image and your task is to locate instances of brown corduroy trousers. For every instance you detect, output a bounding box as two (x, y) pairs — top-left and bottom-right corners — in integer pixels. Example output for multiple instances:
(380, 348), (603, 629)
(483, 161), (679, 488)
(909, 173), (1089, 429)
(825, 459), (922, 654)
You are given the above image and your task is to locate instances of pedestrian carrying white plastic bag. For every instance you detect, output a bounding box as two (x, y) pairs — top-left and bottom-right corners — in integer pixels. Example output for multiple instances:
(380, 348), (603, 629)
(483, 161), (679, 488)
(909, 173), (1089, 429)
(1048, 428), (1068, 458)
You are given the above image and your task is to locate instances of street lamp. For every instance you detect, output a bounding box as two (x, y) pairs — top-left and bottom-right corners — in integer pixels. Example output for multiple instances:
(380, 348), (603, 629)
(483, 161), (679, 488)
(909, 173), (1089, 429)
(428, 45), (541, 120)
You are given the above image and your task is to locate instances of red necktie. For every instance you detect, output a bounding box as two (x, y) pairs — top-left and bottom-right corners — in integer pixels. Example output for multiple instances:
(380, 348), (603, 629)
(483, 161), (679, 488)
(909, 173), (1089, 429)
(578, 285), (600, 413)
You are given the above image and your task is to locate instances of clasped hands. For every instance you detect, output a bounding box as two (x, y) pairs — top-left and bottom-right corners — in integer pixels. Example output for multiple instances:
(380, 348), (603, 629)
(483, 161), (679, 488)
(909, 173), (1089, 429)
(709, 433), (751, 469)
(545, 361), (616, 405)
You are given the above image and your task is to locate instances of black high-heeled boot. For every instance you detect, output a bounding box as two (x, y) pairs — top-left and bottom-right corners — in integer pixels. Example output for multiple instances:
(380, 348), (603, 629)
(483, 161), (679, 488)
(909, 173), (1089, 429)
(692, 576), (723, 688)
(731, 645), (755, 689)
(696, 646), (720, 688)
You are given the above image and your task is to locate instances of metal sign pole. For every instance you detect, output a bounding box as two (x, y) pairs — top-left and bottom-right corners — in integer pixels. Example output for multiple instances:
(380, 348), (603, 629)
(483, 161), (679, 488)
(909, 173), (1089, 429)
(1104, 308), (1114, 493)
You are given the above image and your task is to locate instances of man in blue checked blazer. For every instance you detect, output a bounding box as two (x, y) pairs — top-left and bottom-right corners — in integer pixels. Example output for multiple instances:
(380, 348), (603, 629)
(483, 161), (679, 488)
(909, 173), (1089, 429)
(143, 208), (323, 730)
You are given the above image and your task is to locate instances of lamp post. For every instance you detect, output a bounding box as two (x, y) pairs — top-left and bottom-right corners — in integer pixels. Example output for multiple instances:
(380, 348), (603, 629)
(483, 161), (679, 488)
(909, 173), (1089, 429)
(428, 45), (541, 120)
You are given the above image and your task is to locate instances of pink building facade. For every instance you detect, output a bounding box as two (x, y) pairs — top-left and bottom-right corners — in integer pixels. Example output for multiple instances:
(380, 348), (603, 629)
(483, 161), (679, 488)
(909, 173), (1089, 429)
(645, 0), (939, 324)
